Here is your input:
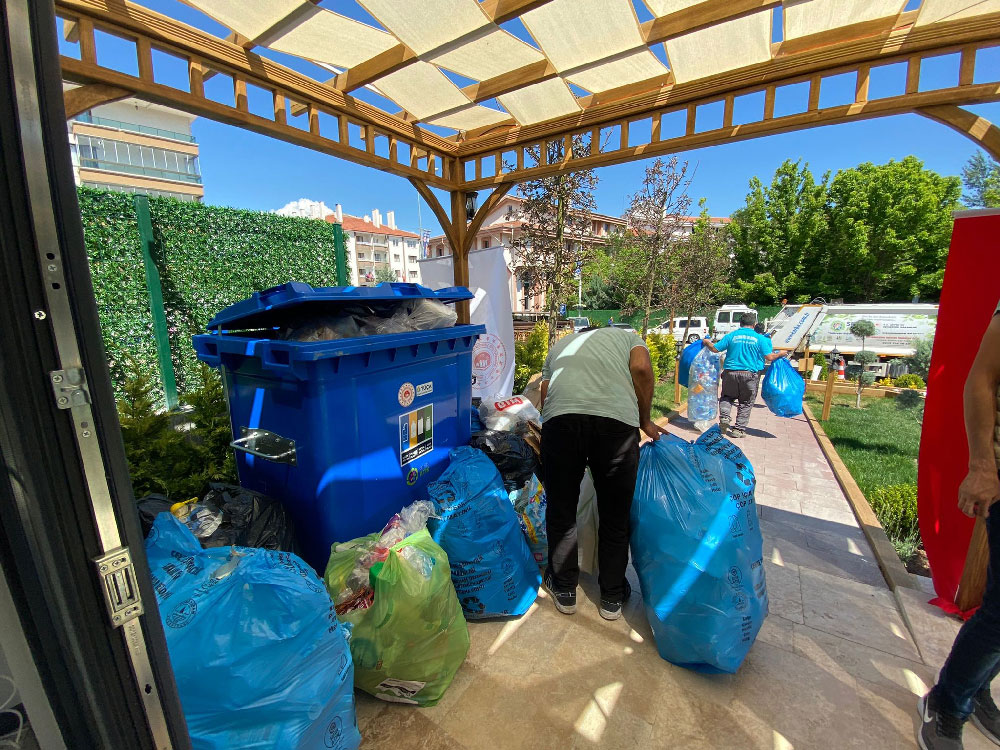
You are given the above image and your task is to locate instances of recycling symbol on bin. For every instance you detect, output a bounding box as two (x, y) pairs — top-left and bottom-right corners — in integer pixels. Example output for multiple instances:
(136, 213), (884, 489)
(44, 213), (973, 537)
(406, 468), (419, 486)
(166, 599), (197, 629)
(726, 566), (743, 588)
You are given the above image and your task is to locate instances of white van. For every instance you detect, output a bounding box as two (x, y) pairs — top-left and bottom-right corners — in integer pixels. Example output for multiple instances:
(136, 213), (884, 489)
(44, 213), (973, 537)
(714, 305), (758, 337)
(652, 316), (710, 344)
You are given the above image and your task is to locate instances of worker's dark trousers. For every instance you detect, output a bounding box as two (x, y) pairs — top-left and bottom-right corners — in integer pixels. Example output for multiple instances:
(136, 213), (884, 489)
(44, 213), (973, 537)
(719, 370), (760, 430)
(934, 494), (1000, 718)
(541, 414), (639, 601)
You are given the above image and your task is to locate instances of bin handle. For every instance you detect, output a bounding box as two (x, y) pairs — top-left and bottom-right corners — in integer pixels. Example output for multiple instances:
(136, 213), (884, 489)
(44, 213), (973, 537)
(231, 428), (297, 465)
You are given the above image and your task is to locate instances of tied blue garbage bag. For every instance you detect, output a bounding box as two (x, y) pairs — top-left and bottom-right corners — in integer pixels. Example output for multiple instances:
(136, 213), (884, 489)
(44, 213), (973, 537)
(677, 339), (702, 388)
(687, 346), (721, 430)
(630, 427), (767, 674)
(145, 513), (361, 750)
(761, 357), (805, 417)
(428, 446), (541, 618)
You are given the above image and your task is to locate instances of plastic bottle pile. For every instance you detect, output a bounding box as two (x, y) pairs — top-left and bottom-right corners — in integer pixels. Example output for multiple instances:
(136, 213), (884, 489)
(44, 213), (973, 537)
(687, 347), (721, 431)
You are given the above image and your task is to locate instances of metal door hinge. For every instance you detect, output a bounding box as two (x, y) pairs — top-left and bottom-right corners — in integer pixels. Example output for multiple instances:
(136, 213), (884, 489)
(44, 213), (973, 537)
(94, 547), (143, 627)
(50, 368), (90, 409)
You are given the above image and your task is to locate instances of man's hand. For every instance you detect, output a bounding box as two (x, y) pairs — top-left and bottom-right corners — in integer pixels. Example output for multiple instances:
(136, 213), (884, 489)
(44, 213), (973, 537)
(958, 465), (1000, 518)
(641, 420), (669, 440)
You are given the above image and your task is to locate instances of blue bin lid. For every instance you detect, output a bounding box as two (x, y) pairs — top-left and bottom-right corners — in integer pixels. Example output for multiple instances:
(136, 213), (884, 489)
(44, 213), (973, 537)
(207, 281), (474, 331)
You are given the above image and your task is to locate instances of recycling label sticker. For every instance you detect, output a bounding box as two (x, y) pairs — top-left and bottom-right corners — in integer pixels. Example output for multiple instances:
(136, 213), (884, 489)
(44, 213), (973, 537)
(399, 404), (433, 466)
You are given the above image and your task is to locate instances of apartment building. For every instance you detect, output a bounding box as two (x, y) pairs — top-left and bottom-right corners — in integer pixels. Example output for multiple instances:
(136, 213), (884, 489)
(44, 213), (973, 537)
(325, 205), (422, 287)
(66, 93), (203, 202)
(426, 195), (626, 313)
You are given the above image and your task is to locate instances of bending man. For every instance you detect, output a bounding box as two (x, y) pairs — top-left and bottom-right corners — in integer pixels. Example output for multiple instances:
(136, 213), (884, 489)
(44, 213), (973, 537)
(539, 326), (666, 621)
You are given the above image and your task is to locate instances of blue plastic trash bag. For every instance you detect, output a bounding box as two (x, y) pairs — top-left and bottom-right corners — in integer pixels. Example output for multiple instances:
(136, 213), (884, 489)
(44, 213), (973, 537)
(677, 340), (702, 388)
(631, 427), (767, 674)
(687, 347), (721, 430)
(428, 446), (541, 618)
(145, 513), (361, 750)
(761, 357), (805, 417)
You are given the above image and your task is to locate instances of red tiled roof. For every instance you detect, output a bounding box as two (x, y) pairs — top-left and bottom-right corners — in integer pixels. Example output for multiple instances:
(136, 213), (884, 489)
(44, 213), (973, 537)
(325, 213), (420, 238)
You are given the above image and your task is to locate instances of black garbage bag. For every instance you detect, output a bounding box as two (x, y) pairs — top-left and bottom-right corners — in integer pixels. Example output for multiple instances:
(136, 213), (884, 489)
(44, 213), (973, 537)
(469, 430), (538, 492)
(137, 483), (298, 553)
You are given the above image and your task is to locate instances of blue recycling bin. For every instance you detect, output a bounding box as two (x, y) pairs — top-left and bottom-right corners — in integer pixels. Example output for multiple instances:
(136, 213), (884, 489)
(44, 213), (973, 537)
(193, 281), (485, 571)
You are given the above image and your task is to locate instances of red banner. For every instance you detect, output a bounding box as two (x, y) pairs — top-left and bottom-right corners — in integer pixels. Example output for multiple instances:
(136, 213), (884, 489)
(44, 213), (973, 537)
(920, 210), (1000, 615)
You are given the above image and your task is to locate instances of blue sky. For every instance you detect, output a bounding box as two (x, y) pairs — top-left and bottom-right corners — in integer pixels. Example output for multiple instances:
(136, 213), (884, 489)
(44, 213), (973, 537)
(58, 0), (1000, 234)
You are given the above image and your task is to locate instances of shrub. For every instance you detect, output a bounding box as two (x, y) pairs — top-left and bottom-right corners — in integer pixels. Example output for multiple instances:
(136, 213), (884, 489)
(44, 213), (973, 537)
(514, 322), (549, 394)
(646, 332), (676, 383)
(118, 364), (236, 500)
(893, 373), (926, 389)
(896, 389), (924, 410)
(813, 352), (828, 380)
(868, 483), (920, 561)
(877, 377), (894, 388)
(907, 335), (934, 379)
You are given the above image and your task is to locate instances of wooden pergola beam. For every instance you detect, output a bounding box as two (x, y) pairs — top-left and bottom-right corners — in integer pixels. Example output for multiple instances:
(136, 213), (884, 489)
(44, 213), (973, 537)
(63, 82), (133, 118)
(457, 9), (1000, 156)
(56, 0), (454, 154)
(642, 0), (780, 45)
(918, 104), (1000, 162)
(334, 44), (418, 93)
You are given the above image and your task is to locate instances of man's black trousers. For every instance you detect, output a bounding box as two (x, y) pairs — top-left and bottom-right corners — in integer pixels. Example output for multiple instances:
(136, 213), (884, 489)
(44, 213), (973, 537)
(541, 414), (640, 601)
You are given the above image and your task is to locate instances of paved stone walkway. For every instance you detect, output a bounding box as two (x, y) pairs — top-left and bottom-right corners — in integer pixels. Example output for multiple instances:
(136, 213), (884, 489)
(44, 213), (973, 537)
(356, 402), (987, 749)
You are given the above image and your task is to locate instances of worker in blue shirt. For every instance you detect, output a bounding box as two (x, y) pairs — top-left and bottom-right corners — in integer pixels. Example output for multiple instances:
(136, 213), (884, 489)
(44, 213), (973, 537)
(702, 313), (786, 438)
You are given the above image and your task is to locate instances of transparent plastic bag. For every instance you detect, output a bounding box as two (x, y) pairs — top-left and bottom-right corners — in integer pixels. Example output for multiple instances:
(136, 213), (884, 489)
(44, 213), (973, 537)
(283, 314), (362, 342)
(373, 299), (457, 335)
(688, 347), (721, 431)
(479, 395), (542, 432)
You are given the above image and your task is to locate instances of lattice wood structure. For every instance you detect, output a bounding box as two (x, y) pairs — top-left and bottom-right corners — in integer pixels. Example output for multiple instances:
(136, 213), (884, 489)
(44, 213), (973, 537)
(56, 0), (1000, 323)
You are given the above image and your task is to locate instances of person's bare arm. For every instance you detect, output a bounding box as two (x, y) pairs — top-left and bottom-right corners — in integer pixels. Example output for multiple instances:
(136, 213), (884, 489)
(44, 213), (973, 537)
(630, 346), (668, 440)
(702, 338), (721, 354)
(539, 380), (549, 409)
(764, 350), (786, 363)
(958, 315), (1000, 518)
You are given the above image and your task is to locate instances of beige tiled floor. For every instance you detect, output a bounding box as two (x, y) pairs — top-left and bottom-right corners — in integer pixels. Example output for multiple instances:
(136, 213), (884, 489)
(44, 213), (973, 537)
(355, 404), (983, 749)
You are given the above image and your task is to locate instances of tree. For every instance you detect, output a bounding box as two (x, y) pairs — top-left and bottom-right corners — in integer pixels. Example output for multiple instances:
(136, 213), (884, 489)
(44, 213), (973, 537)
(729, 160), (829, 304)
(850, 319), (878, 408)
(961, 152), (1000, 208)
(621, 157), (693, 336)
(823, 156), (960, 302)
(671, 203), (734, 340)
(906, 334), (934, 379)
(509, 139), (599, 343)
(374, 267), (398, 284)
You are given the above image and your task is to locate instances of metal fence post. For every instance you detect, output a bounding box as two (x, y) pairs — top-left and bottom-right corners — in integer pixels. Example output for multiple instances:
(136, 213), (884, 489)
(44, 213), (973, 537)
(332, 221), (347, 286)
(133, 195), (178, 410)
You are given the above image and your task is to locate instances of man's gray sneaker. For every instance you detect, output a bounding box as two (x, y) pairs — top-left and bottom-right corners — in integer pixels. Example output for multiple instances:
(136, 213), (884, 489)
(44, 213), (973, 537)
(599, 580), (632, 621)
(728, 428), (745, 439)
(918, 692), (965, 750)
(972, 689), (1000, 746)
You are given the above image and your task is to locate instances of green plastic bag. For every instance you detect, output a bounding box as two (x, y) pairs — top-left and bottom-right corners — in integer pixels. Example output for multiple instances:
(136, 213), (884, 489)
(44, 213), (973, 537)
(325, 528), (469, 706)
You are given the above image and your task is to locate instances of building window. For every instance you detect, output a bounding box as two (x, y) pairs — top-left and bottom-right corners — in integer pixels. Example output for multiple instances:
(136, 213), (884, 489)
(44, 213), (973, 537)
(409, 270), (418, 279)
(357, 252), (366, 260)
(393, 254), (401, 262)
(75, 134), (201, 184)
(408, 255), (417, 264)
(357, 234), (367, 243)
(482, 239), (489, 249)
(436, 248), (444, 257)
(81, 181), (198, 202)
(374, 253), (386, 262)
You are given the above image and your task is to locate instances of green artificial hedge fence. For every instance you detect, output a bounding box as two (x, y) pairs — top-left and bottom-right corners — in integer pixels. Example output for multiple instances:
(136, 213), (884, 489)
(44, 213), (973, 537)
(79, 187), (347, 404)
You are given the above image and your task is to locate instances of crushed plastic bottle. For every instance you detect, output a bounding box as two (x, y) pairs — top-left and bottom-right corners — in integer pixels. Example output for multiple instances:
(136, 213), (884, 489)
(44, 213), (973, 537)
(687, 347), (721, 432)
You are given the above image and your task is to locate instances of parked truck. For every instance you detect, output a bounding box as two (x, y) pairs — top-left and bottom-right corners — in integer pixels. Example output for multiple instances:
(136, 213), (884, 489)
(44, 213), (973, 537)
(764, 302), (938, 376)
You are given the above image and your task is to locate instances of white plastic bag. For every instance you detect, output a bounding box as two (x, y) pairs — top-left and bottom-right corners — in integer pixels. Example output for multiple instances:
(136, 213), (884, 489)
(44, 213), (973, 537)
(480, 395), (541, 432)
(374, 299), (457, 335)
(284, 314), (362, 341)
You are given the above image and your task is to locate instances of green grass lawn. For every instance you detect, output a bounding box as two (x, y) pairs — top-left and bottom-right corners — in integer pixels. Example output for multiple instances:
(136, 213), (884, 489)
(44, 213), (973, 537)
(804, 393), (922, 496)
(652, 381), (686, 421)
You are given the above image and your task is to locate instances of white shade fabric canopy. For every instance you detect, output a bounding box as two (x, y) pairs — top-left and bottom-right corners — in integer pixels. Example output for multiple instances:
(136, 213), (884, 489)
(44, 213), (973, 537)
(177, 0), (1000, 133)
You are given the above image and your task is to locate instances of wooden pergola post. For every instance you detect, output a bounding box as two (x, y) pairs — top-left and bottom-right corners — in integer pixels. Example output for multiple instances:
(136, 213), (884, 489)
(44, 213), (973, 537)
(450, 189), (471, 324)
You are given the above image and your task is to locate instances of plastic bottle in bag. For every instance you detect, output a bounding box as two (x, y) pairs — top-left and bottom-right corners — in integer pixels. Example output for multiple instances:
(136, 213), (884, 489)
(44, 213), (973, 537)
(688, 347), (721, 431)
